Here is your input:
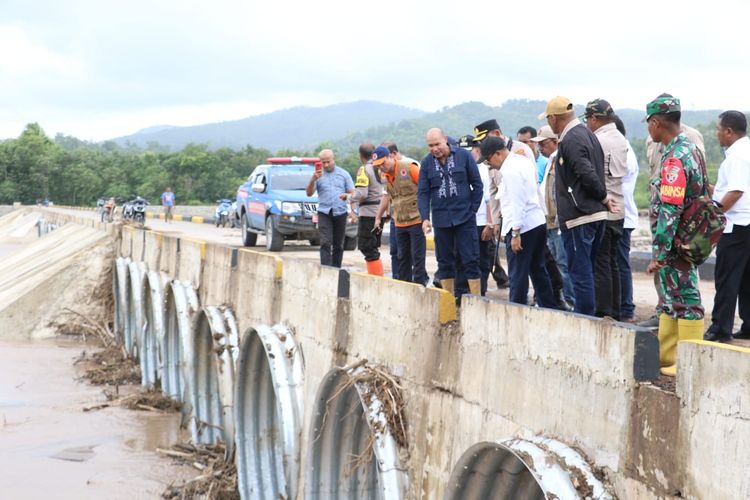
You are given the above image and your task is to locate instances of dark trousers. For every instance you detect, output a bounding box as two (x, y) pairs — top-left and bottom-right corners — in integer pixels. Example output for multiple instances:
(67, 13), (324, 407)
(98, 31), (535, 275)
(434, 219), (480, 280)
(318, 211), (347, 268)
(455, 225), (491, 296)
(617, 228), (636, 320)
(395, 224), (428, 285)
(595, 220), (624, 320)
(708, 224), (750, 336)
(561, 220), (605, 316)
(389, 219), (399, 279)
(505, 224), (557, 308)
(357, 216), (381, 262)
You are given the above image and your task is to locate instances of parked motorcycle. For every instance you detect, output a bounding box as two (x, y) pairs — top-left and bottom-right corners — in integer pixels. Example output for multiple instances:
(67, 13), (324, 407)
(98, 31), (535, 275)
(122, 196), (148, 224)
(215, 199), (232, 227)
(101, 197), (117, 222)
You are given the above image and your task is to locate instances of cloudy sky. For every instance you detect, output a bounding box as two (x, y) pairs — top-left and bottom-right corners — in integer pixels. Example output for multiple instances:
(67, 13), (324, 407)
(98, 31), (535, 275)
(1, 0), (747, 141)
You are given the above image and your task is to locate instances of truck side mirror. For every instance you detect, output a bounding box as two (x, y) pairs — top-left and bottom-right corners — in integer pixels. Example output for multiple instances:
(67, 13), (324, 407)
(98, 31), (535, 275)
(252, 183), (266, 193)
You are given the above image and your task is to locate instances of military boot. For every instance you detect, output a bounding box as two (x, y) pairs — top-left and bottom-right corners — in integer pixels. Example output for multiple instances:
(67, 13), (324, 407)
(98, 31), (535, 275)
(662, 318), (705, 377)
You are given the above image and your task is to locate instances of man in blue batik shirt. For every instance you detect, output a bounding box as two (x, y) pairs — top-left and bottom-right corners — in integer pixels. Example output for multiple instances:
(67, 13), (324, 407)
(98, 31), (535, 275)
(417, 128), (483, 298)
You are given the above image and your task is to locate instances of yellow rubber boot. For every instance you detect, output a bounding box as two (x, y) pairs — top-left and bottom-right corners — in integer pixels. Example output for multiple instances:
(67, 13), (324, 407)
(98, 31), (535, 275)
(658, 313), (679, 372)
(467, 279), (481, 296)
(662, 318), (704, 377)
(441, 278), (455, 297)
(366, 259), (384, 276)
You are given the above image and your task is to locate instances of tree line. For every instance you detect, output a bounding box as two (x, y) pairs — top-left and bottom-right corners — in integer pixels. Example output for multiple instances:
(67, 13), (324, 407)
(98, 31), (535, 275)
(0, 122), (723, 209)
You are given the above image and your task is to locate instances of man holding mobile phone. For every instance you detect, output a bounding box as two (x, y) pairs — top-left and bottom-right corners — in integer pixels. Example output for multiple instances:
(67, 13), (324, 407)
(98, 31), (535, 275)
(306, 149), (354, 268)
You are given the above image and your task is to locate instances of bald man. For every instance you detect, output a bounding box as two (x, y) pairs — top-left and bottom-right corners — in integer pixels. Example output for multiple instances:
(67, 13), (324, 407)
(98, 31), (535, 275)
(417, 128), (484, 297)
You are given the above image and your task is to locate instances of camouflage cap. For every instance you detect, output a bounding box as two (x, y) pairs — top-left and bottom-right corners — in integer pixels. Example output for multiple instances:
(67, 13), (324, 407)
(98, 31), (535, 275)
(644, 95), (681, 121)
(583, 98), (614, 119)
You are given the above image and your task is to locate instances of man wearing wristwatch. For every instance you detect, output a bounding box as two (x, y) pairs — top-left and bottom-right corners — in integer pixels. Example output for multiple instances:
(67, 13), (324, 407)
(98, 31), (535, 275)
(480, 136), (557, 308)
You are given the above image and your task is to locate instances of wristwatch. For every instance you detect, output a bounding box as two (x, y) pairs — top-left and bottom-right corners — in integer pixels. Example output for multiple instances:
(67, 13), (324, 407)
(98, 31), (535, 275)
(511, 229), (521, 238)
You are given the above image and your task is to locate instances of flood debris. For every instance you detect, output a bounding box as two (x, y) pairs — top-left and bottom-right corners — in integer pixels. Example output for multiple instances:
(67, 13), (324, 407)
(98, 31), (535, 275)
(160, 443), (239, 500)
(653, 375), (676, 393)
(51, 307), (116, 347)
(79, 345), (141, 386)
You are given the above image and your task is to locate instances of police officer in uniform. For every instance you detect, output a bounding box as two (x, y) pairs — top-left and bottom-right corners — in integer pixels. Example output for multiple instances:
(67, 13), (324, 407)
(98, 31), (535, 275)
(346, 143), (385, 275)
(645, 94), (707, 376)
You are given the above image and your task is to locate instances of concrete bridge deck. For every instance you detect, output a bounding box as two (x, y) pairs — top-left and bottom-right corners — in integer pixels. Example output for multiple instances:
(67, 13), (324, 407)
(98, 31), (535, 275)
(3, 206), (750, 499)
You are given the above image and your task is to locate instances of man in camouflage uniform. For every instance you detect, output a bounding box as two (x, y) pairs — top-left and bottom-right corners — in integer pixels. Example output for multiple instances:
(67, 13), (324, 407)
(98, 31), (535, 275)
(645, 94), (706, 376)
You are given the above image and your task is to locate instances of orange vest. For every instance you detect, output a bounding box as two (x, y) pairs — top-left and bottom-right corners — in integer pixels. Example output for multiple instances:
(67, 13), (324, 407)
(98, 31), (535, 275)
(386, 160), (421, 227)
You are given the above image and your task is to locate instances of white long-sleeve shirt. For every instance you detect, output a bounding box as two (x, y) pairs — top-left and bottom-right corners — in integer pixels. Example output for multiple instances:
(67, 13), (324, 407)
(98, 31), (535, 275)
(622, 141), (640, 230)
(475, 161), (491, 226)
(497, 153), (546, 237)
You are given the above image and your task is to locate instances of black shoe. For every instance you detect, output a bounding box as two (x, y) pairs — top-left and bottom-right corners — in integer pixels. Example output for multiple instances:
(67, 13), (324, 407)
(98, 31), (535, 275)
(637, 316), (660, 329)
(555, 290), (574, 312)
(704, 330), (733, 343)
(733, 330), (750, 340)
(432, 278), (442, 289)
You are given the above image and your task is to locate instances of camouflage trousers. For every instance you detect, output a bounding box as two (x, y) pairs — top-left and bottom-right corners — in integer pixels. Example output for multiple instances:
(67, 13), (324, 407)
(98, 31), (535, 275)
(658, 262), (704, 320)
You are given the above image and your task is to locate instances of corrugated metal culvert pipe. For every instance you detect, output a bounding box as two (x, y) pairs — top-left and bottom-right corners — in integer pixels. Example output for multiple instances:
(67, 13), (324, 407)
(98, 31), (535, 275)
(234, 324), (304, 500)
(113, 257), (131, 346)
(140, 270), (167, 388)
(188, 306), (240, 456)
(306, 363), (408, 500)
(126, 260), (148, 359)
(444, 437), (614, 500)
(161, 280), (199, 404)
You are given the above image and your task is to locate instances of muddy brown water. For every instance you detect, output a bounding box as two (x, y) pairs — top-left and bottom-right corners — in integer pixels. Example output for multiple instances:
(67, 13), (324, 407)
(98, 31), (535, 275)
(0, 337), (195, 498)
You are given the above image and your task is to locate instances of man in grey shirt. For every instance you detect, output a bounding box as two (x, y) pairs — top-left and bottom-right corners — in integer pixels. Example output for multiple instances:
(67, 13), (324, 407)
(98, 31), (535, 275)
(584, 99), (629, 320)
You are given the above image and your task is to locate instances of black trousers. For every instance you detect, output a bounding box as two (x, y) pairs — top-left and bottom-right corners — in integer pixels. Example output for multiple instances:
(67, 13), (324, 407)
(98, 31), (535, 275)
(594, 219), (623, 320)
(708, 224), (750, 336)
(357, 216), (382, 262)
(455, 225), (491, 296)
(318, 211), (347, 268)
(505, 224), (556, 308)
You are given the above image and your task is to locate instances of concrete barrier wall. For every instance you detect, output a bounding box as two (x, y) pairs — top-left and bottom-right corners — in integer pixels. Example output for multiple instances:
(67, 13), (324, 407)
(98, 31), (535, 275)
(233, 249), (282, 330)
(38, 207), (750, 500)
(678, 340), (750, 499)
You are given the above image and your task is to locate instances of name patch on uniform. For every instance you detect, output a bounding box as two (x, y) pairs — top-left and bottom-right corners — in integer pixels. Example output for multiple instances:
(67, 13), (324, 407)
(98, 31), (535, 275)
(660, 157), (687, 205)
(515, 148), (525, 156)
(355, 166), (369, 188)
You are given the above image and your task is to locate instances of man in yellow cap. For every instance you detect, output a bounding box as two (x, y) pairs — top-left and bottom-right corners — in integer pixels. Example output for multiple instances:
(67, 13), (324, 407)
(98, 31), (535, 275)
(539, 96), (617, 316)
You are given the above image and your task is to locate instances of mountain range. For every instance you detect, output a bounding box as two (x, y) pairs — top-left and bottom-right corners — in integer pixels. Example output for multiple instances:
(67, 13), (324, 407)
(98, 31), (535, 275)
(112, 99), (725, 153)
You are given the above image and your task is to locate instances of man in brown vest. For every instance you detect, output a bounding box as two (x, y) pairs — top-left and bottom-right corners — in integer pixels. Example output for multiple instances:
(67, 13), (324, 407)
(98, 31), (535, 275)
(374, 146), (429, 285)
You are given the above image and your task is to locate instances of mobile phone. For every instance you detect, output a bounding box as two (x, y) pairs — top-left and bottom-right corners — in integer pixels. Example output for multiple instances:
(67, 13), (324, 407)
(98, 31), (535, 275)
(315, 162), (322, 173)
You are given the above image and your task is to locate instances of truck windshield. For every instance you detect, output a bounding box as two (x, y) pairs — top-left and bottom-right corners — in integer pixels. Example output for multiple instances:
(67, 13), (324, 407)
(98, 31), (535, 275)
(270, 173), (310, 190)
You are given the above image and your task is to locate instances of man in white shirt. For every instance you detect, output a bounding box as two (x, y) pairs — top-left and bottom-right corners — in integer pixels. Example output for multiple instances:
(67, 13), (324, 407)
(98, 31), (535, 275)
(705, 111), (750, 342)
(480, 136), (557, 308)
(454, 135), (493, 297)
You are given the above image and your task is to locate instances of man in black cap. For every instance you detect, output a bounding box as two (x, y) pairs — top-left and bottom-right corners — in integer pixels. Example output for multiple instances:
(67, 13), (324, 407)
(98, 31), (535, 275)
(584, 98), (629, 320)
(480, 136), (557, 308)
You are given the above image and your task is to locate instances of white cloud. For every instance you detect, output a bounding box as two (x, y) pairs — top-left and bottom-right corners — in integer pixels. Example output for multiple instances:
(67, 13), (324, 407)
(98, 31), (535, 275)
(0, 24), (85, 77)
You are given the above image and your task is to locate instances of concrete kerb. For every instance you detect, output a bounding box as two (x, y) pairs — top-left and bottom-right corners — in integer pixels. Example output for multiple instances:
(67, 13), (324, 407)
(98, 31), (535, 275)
(233, 248), (283, 329)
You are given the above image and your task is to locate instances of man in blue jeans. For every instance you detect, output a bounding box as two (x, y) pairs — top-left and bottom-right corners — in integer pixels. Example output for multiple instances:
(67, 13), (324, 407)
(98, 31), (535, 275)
(540, 96), (617, 315)
(306, 149), (354, 267)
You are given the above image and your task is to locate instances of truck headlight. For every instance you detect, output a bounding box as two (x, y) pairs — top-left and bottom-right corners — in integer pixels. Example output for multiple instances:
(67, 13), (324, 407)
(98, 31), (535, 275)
(281, 202), (302, 215)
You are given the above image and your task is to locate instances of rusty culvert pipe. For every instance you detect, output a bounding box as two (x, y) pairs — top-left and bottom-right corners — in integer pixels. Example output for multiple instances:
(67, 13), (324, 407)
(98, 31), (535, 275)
(305, 365), (408, 500)
(140, 271), (166, 388)
(162, 280), (198, 404)
(234, 325), (304, 500)
(113, 257), (131, 346)
(188, 306), (240, 456)
(444, 437), (614, 500)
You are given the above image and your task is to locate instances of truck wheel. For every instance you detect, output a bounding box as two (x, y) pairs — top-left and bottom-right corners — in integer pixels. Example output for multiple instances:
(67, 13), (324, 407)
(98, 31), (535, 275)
(344, 236), (357, 251)
(265, 216), (284, 252)
(241, 213), (257, 247)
